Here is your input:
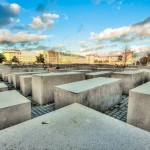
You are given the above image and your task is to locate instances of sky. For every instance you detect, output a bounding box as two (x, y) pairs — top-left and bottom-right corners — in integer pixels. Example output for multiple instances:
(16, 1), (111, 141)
(0, 0), (150, 56)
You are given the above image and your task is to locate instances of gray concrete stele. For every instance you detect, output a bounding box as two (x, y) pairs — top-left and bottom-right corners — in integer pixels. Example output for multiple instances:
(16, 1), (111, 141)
(32, 72), (85, 105)
(111, 71), (144, 95)
(0, 103), (150, 150)
(0, 83), (8, 92)
(0, 90), (31, 130)
(54, 77), (122, 111)
(127, 82), (150, 132)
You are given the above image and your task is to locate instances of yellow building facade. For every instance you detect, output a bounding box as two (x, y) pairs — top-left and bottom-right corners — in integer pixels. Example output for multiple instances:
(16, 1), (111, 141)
(3, 50), (37, 63)
(3, 50), (87, 64)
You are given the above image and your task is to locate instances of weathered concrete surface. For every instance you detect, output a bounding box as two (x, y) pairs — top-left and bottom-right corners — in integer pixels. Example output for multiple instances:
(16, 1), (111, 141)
(0, 90), (31, 130)
(20, 75), (32, 96)
(8, 74), (13, 84)
(0, 83), (8, 92)
(86, 71), (111, 79)
(69, 70), (92, 73)
(111, 71), (144, 95)
(4, 75), (8, 82)
(125, 68), (139, 71)
(1, 68), (23, 80)
(13, 71), (47, 89)
(145, 71), (150, 82)
(32, 72), (85, 105)
(127, 82), (150, 132)
(138, 69), (150, 82)
(92, 68), (124, 72)
(55, 77), (122, 112)
(0, 103), (150, 150)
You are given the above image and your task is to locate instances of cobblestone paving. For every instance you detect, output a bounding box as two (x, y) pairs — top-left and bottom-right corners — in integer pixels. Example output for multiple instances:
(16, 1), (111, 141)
(104, 95), (128, 122)
(5, 81), (128, 122)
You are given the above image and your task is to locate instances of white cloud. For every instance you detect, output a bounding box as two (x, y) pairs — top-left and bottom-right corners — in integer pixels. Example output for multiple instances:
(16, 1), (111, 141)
(80, 44), (108, 52)
(130, 45), (150, 54)
(0, 29), (47, 44)
(29, 13), (59, 29)
(89, 17), (150, 43)
(10, 3), (20, 15)
(0, 3), (21, 26)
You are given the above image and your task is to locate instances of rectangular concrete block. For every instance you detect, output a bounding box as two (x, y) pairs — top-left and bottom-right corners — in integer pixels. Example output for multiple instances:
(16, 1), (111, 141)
(139, 69), (150, 82)
(54, 77), (122, 112)
(0, 90), (31, 130)
(13, 71), (47, 89)
(4, 75), (8, 82)
(127, 82), (150, 131)
(69, 70), (92, 73)
(20, 75), (32, 96)
(8, 74), (13, 84)
(111, 71), (144, 95)
(86, 71), (111, 79)
(92, 67), (124, 72)
(0, 83), (8, 92)
(145, 71), (150, 82)
(32, 72), (85, 105)
(2, 68), (24, 80)
(0, 103), (150, 150)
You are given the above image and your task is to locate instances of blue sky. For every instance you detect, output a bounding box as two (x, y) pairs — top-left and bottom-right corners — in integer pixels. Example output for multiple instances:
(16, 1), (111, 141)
(0, 0), (150, 56)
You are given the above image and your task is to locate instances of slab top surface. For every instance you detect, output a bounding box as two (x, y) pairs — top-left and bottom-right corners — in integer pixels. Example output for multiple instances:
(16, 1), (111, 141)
(95, 68), (118, 70)
(113, 70), (144, 75)
(131, 82), (150, 95)
(86, 71), (111, 76)
(0, 90), (30, 109)
(55, 77), (120, 93)
(0, 83), (7, 88)
(0, 103), (150, 150)
(20, 75), (32, 78)
(13, 72), (31, 75)
(33, 72), (82, 77)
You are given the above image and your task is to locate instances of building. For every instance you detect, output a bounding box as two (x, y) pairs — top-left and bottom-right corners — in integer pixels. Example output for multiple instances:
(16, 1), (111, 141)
(3, 50), (37, 63)
(37, 50), (59, 64)
(86, 51), (135, 64)
(3, 49), (87, 64)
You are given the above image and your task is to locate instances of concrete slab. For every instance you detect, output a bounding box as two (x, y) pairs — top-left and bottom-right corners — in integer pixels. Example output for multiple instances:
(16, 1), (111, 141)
(92, 68), (124, 72)
(0, 103), (150, 150)
(0, 83), (8, 92)
(127, 82), (150, 131)
(111, 71), (144, 95)
(4, 75), (8, 82)
(8, 74), (13, 84)
(54, 77), (122, 111)
(0, 90), (31, 130)
(2, 69), (23, 80)
(20, 75), (32, 96)
(138, 69), (150, 82)
(13, 71), (47, 89)
(69, 70), (92, 73)
(125, 68), (139, 71)
(32, 72), (85, 105)
(86, 71), (111, 79)
(145, 71), (150, 82)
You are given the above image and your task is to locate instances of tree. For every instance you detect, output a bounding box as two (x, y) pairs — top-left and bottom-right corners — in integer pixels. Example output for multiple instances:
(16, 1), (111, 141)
(94, 60), (99, 64)
(0, 53), (6, 63)
(122, 46), (132, 67)
(11, 56), (20, 63)
(36, 54), (45, 63)
(140, 57), (147, 65)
